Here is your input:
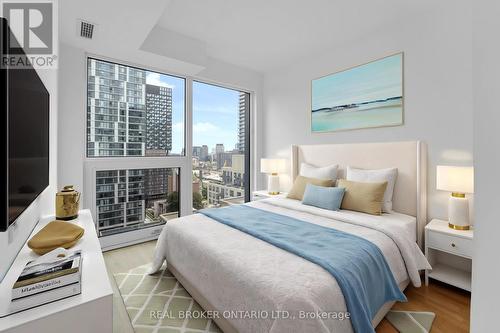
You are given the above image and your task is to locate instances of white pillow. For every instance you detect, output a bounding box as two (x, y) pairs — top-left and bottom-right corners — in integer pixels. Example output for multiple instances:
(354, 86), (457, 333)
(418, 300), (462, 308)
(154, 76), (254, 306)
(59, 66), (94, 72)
(346, 166), (398, 213)
(300, 162), (338, 180)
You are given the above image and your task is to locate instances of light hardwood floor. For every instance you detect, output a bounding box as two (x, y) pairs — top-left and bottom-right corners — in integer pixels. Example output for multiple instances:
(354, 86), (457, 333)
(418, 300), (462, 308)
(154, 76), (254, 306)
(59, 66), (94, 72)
(376, 281), (470, 333)
(104, 241), (471, 333)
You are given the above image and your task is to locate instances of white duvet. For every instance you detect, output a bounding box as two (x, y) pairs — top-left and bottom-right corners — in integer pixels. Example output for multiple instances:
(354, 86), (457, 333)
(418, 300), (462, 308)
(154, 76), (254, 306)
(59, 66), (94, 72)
(150, 198), (430, 333)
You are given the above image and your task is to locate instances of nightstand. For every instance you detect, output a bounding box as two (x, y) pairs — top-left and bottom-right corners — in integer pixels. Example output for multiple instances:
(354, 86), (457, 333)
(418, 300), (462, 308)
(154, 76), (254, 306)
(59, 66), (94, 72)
(252, 190), (288, 201)
(425, 219), (473, 291)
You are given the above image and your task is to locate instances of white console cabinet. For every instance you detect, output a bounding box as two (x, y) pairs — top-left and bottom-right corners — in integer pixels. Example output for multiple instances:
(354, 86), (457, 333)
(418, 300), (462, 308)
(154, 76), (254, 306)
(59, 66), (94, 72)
(0, 210), (113, 333)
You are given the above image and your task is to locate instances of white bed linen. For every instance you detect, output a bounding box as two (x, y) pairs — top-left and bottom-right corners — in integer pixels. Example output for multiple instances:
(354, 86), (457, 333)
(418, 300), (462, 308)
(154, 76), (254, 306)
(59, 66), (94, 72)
(267, 198), (417, 243)
(150, 198), (430, 333)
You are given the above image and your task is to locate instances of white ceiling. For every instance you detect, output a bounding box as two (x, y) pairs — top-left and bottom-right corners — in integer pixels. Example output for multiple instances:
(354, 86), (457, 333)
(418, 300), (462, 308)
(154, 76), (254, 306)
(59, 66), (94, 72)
(157, 0), (437, 72)
(60, 0), (439, 74)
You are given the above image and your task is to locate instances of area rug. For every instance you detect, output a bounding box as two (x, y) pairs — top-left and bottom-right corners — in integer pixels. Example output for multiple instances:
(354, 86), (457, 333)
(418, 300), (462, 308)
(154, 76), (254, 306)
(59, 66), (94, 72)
(385, 310), (436, 333)
(114, 264), (221, 333)
(115, 264), (436, 333)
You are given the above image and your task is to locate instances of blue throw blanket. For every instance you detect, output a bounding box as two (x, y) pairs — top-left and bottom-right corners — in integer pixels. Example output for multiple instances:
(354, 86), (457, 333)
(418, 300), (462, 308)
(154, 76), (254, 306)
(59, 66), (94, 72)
(200, 205), (406, 333)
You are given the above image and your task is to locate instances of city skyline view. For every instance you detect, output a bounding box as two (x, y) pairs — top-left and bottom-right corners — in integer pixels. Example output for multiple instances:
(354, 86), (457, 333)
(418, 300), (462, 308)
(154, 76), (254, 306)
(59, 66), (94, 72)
(87, 58), (249, 235)
(193, 81), (241, 153)
(147, 72), (241, 154)
(192, 85), (249, 210)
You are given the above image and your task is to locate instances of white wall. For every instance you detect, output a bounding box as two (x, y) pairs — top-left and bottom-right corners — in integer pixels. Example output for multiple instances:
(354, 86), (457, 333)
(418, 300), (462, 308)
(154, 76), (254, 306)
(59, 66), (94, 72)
(260, 6), (473, 222)
(57, 43), (263, 211)
(0, 68), (58, 282)
(470, 2), (500, 331)
(57, 44), (86, 203)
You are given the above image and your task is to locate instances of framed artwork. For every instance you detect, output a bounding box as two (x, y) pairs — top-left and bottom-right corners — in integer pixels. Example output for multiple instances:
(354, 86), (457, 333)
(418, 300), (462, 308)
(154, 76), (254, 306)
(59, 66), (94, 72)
(311, 52), (403, 133)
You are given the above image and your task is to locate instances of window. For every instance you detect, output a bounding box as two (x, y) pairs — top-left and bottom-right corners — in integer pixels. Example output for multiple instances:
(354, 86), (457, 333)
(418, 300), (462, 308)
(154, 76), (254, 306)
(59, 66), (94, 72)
(86, 57), (252, 248)
(192, 81), (250, 210)
(87, 58), (185, 157)
(87, 58), (185, 243)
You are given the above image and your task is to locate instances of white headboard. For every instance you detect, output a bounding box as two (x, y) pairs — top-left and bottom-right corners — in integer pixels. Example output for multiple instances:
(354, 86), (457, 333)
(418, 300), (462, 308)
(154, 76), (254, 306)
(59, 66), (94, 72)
(291, 141), (427, 247)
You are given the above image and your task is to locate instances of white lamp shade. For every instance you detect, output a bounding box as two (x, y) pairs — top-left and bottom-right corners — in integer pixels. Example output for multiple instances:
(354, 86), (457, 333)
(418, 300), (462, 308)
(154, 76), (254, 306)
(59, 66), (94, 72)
(436, 165), (474, 194)
(260, 158), (286, 174)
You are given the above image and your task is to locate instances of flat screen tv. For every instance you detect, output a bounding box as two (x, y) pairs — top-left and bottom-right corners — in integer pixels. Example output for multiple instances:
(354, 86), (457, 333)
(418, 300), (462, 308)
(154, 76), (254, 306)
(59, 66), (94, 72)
(1, 18), (50, 231)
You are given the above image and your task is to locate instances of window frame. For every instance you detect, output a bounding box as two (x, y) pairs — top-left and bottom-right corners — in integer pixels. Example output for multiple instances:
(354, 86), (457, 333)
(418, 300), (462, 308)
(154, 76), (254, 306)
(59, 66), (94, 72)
(83, 53), (255, 250)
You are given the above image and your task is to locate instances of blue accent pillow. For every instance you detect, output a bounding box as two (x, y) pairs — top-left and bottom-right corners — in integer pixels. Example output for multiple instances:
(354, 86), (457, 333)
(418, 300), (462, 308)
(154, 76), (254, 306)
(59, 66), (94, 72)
(302, 184), (345, 211)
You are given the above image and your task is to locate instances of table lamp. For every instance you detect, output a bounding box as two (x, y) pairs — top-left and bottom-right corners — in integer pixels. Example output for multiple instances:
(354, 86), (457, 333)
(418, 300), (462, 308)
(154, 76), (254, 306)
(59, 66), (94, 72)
(260, 158), (286, 195)
(436, 165), (474, 230)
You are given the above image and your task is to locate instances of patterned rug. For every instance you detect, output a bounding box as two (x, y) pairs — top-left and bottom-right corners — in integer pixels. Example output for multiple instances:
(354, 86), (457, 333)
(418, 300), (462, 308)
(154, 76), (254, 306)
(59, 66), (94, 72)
(114, 264), (221, 333)
(115, 264), (435, 333)
(386, 310), (436, 333)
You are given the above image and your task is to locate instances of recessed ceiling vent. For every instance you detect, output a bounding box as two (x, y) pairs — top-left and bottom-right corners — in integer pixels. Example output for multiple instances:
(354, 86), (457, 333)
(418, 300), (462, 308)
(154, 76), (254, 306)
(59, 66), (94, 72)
(78, 20), (95, 39)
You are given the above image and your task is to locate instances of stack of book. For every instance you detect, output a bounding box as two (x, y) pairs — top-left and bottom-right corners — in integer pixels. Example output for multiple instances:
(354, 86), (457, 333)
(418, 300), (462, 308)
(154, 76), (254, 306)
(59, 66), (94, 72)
(11, 250), (82, 312)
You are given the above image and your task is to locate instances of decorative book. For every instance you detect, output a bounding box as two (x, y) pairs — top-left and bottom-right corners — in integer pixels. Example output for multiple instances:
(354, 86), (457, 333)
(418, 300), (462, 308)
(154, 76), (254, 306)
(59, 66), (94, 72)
(10, 250), (82, 312)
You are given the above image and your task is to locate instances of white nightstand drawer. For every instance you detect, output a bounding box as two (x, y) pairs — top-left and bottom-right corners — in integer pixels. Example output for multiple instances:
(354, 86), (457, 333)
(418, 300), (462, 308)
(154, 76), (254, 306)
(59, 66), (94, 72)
(427, 231), (472, 258)
(425, 219), (473, 291)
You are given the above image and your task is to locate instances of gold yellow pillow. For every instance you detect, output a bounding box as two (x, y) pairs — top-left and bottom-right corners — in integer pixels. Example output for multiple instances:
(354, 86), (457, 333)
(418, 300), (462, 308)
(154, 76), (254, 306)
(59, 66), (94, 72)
(337, 179), (388, 215)
(28, 221), (85, 255)
(287, 176), (335, 200)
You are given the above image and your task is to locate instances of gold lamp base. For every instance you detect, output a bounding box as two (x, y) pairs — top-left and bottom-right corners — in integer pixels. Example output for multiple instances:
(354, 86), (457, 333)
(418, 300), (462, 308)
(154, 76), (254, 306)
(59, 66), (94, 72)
(448, 223), (470, 231)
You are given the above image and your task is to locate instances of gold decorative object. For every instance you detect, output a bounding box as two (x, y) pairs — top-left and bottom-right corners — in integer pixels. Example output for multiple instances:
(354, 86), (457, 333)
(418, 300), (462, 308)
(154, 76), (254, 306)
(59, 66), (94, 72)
(448, 223), (471, 231)
(28, 220), (84, 255)
(56, 185), (81, 220)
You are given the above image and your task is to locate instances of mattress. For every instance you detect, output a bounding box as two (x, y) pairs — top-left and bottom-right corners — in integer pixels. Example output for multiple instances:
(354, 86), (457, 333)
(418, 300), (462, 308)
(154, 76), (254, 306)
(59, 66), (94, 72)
(151, 198), (428, 333)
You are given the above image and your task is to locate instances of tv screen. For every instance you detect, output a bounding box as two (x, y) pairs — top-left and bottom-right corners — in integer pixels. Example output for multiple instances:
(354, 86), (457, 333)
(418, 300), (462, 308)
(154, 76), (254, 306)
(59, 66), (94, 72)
(1, 18), (50, 231)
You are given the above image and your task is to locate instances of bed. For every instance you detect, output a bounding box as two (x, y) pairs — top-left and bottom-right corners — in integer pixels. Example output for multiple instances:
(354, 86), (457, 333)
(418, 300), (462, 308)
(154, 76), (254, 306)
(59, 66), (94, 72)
(150, 141), (430, 333)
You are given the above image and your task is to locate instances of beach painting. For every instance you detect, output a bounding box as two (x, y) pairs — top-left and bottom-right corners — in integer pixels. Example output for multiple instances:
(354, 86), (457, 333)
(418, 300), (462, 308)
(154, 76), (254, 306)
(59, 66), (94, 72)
(311, 53), (403, 132)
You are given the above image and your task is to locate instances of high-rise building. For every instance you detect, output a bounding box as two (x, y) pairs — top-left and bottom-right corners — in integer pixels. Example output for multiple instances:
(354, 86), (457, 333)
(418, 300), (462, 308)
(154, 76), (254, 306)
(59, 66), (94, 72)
(144, 168), (174, 219)
(168, 173), (179, 193)
(95, 168), (179, 235)
(95, 169), (145, 236)
(200, 145), (209, 161)
(215, 144), (225, 154)
(87, 59), (146, 157)
(145, 84), (172, 156)
(144, 168), (170, 202)
(192, 146), (202, 157)
(237, 92), (248, 153)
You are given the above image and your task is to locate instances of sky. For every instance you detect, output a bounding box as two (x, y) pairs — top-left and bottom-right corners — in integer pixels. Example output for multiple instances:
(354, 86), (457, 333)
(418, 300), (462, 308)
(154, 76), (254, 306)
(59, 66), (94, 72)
(311, 53), (402, 110)
(146, 73), (241, 155)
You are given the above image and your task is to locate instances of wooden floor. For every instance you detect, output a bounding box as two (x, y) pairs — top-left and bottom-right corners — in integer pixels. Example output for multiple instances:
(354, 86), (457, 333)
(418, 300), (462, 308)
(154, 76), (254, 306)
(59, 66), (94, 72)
(376, 281), (470, 333)
(104, 241), (470, 333)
